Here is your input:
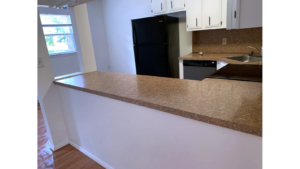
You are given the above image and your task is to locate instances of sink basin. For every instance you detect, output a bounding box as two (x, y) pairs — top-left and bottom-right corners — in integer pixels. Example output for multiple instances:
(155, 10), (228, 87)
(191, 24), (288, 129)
(225, 55), (262, 63)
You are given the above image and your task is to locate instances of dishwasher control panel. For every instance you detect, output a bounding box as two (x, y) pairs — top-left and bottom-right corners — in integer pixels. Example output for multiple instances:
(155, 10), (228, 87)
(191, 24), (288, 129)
(183, 60), (216, 67)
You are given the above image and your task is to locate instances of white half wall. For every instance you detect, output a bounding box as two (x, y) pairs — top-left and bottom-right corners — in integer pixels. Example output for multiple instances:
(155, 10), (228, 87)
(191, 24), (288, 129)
(38, 14), (69, 150)
(58, 85), (262, 169)
(74, 4), (98, 73)
(86, 0), (111, 72)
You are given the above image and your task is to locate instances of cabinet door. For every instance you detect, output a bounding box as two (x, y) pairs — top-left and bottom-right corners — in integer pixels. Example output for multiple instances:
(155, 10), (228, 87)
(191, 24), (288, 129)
(203, 0), (222, 28)
(152, 0), (167, 14)
(239, 0), (262, 29)
(186, 0), (202, 30)
(169, 0), (185, 11)
(226, 0), (238, 29)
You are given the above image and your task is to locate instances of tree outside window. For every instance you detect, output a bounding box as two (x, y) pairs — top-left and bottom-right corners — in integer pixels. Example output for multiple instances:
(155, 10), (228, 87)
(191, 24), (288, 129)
(40, 14), (76, 55)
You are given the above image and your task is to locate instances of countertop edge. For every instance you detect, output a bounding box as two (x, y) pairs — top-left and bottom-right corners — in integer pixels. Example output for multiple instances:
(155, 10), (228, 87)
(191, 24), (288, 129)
(178, 53), (263, 65)
(54, 81), (262, 137)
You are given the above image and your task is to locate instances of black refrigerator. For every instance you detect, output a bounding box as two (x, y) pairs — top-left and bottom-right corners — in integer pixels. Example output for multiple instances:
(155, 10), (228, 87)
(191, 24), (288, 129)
(132, 15), (179, 78)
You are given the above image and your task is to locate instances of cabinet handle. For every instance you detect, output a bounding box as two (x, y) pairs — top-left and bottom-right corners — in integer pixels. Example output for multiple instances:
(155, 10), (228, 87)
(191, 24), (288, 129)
(234, 11), (237, 18)
(161, 3), (162, 10)
(171, 1), (173, 8)
(209, 16), (210, 25)
(196, 18), (197, 26)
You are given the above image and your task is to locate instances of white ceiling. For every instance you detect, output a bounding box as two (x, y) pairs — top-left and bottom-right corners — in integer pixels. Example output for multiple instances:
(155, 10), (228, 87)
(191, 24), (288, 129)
(36, 0), (49, 5)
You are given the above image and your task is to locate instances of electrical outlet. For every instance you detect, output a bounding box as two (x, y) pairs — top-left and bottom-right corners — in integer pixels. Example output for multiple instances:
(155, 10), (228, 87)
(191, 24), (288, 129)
(222, 38), (227, 45)
(38, 57), (44, 68)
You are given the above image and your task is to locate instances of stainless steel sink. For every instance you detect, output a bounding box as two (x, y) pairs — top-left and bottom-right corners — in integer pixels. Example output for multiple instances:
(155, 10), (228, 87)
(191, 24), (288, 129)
(225, 55), (262, 63)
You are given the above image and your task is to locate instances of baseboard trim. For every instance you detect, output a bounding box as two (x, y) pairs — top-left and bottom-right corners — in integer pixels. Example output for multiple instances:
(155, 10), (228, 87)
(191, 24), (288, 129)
(69, 140), (114, 169)
(53, 139), (69, 151)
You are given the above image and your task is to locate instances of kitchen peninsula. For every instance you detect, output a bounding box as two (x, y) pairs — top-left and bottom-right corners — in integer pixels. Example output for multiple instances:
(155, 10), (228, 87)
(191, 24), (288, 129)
(54, 71), (262, 169)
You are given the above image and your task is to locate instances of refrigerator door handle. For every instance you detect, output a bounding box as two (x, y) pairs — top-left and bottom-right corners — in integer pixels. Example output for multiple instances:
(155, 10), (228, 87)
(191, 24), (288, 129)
(132, 24), (137, 45)
(133, 45), (139, 67)
(133, 25), (139, 66)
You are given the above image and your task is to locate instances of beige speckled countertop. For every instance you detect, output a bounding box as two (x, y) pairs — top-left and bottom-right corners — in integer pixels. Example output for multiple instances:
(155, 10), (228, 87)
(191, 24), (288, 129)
(179, 53), (263, 65)
(54, 71), (262, 137)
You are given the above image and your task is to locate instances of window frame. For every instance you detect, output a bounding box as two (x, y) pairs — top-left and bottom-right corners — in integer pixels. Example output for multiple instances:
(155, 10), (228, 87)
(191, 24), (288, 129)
(40, 15), (77, 56)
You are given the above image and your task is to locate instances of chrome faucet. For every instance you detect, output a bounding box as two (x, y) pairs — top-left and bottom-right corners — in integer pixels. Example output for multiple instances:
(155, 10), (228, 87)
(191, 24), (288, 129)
(247, 46), (262, 56)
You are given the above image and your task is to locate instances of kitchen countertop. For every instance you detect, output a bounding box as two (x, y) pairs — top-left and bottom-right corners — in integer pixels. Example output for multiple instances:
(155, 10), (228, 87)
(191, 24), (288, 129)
(54, 71), (262, 137)
(179, 53), (263, 65)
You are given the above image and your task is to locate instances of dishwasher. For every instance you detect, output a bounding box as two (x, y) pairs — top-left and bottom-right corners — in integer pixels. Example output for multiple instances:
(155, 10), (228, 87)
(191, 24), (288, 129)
(183, 60), (217, 81)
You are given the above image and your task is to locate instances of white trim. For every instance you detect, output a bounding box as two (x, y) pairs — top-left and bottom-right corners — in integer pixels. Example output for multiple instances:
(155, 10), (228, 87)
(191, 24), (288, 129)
(217, 61), (228, 70)
(49, 52), (77, 58)
(42, 24), (73, 27)
(179, 60), (184, 79)
(69, 140), (114, 169)
(38, 7), (70, 15)
(45, 33), (73, 36)
(69, 7), (86, 73)
(53, 139), (69, 151)
(217, 61), (221, 70)
(153, 9), (186, 16)
(55, 72), (83, 80)
(38, 5), (49, 8)
(38, 90), (55, 151)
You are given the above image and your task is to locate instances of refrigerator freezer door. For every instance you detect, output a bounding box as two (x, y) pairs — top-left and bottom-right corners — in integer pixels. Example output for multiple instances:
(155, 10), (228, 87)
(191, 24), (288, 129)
(132, 16), (167, 45)
(135, 44), (169, 77)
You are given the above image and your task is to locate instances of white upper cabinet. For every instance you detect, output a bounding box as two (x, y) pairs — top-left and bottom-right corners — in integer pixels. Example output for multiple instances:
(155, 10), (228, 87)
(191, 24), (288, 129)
(186, 0), (226, 31)
(203, 0), (222, 28)
(151, 0), (167, 14)
(186, 0), (202, 30)
(151, 0), (186, 15)
(239, 0), (262, 28)
(167, 0), (186, 12)
(227, 0), (262, 29)
(226, 0), (238, 29)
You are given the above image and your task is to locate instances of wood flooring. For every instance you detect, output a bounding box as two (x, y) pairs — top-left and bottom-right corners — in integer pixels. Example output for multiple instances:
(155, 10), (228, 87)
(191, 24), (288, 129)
(38, 104), (105, 169)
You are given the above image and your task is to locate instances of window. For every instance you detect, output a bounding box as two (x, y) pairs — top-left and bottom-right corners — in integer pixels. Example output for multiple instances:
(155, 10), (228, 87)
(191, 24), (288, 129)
(40, 14), (77, 55)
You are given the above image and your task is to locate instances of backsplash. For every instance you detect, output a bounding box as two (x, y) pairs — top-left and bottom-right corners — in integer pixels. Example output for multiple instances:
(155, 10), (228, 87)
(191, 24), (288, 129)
(193, 27), (262, 54)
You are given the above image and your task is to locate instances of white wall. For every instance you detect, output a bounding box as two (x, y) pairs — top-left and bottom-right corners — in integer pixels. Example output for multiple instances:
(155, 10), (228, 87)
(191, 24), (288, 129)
(167, 11), (192, 57)
(100, 0), (191, 74)
(58, 85), (262, 169)
(74, 4), (98, 73)
(101, 0), (152, 74)
(38, 14), (69, 151)
(86, 0), (111, 71)
(50, 53), (81, 77)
